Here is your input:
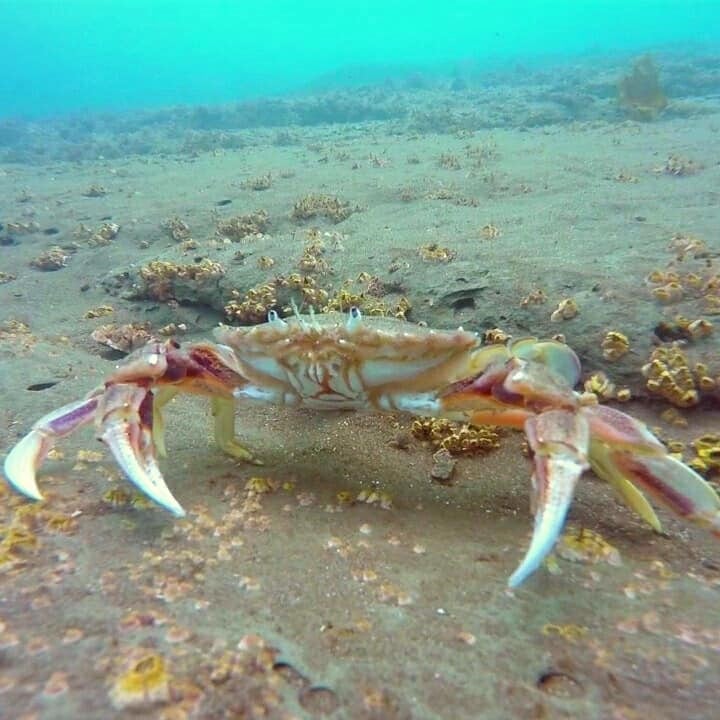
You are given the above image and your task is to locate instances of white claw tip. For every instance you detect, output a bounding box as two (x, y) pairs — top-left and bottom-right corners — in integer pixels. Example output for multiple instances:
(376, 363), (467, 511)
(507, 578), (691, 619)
(3, 432), (46, 502)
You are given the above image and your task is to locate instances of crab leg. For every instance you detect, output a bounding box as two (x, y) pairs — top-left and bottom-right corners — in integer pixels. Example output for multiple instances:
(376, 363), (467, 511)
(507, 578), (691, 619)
(508, 409), (590, 588)
(4, 393), (101, 501)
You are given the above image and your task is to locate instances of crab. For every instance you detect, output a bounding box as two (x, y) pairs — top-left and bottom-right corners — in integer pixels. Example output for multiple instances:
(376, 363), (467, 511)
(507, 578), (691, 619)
(4, 308), (720, 587)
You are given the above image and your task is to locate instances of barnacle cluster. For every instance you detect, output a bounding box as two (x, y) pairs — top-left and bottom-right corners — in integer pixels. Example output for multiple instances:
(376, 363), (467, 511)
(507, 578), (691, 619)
(601, 331), (630, 361)
(438, 153), (461, 170)
(91, 322), (152, 353)
(662, 154), (702, 177)
(555, 527), (622, 566)
(216, 210), (270, 240)
(6, 220), (40, 234)
(646, 264), (720, 313)
(137, 258), (225, 302)
(226, 269), (411, 324)
(298, 236), (331, 274)
(89, 222), (120, 246)
(411, 418), (502, 455)
(654, 315), (713, 342)
(584, 371), (617, 400)
(648, 271), (684, 303)
(550, 297), (578, 322)
(84, 304), (114, 319)
(641, 344), (718, 407)
(480, 223), (501, 240)
(242, 173), (272, 191)
(83, 184), (107, 197)
(291, 194), (358, 224)
(418, 243), (456, 263)
(30, 246), (69, 271)
(483, 327), (511, 345)
(520, 288), (548, 307)
(687, 434), (720, 478)
(73, 221), (120, 245)
(224, 283), (279, 324)
(323, 274), (411, 319)
(162, 216), (191, 241)
(668, 232), (708, 261)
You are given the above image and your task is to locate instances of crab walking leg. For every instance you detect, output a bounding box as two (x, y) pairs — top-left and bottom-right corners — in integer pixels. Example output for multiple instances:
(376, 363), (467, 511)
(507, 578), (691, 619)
(211, 396), (261, 464)
(508, 409), (590, 588)
(97, 384), (186, 517)
(3, 393), (101, 501)
(151, 387), (178, 458)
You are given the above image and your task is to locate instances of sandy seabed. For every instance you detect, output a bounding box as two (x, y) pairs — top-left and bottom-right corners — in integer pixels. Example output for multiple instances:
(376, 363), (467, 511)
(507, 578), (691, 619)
(1, 102), (719, 719)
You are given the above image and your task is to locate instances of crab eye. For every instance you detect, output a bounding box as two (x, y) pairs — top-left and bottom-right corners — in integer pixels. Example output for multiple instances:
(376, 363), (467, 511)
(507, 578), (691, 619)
(267, 309), (279, 323)
(346, 305), (362, 330)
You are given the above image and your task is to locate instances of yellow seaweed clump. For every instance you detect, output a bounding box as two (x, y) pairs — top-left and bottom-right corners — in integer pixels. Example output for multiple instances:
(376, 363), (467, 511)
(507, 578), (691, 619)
(412, 418), (502, 455)
(642, 344), (700, 407)
(618, 55), (668, 121)
(109, 652), (171, 710)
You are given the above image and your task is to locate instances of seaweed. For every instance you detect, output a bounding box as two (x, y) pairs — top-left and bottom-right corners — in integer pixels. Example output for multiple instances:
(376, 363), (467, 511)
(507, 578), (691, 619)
(618, 55), (668, 121)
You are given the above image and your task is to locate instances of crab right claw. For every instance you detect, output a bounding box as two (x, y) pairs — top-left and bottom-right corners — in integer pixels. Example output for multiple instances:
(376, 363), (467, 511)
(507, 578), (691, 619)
(508, 409), (590, 588)
(97, 384), (186, 517)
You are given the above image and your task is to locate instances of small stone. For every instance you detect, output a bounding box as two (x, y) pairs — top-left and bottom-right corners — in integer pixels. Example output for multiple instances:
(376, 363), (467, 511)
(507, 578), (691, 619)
(430, 448), (456, 483)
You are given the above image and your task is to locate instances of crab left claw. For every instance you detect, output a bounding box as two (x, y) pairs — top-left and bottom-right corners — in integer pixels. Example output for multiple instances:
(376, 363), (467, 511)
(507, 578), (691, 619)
(4, 339), (253, 515)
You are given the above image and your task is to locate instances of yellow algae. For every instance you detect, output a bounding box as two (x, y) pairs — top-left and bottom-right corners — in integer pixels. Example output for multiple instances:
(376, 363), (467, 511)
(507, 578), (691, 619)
(109, 653), (171, 709)
(542, 623), (589, 642)
(556, 527), (621, 566)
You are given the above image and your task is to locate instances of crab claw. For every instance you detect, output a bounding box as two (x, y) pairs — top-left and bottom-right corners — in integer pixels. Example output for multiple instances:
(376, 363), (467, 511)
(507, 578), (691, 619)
(3, 394), (100, 502)
(97, 384), (186, 517)
(509, 409), (590, 587)
(587, 404), (720, 535)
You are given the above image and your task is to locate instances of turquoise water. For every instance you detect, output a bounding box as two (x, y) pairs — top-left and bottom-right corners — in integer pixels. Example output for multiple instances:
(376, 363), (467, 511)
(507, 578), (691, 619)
(2, 0), (718, 118)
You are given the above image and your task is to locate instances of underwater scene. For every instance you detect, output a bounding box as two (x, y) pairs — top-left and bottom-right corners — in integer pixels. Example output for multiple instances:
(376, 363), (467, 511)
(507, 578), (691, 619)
(1, 1), (720, 718)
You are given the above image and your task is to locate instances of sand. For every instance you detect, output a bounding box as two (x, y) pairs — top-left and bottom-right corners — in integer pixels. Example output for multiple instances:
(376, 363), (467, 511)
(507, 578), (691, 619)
(1, 103), (719, 719)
